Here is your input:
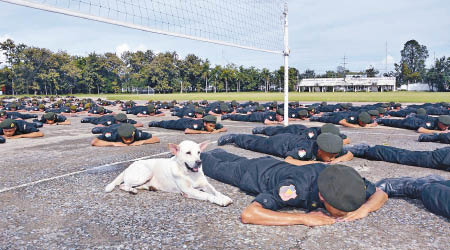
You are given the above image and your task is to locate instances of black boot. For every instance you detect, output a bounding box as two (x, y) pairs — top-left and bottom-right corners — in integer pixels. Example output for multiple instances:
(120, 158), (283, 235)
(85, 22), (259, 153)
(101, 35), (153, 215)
(344, 143), (370, 157)
(252, 127), (265, 134)
(81, 118), (91, 123)
(33, 122), (43, 128)
(406, 175), (446, 199)
(376, 175), (445, 198)
(217, 134), (236, 146)
(418, 133), (439, 142)
(148, 121), (160, 127)
(91, 127), (104, 134)
(376, 177), (415, 197)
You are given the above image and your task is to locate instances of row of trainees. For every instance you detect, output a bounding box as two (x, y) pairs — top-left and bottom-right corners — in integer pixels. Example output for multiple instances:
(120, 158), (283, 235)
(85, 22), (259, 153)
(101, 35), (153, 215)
(217, 124), (450, 171)
(187, 149), (450, 225)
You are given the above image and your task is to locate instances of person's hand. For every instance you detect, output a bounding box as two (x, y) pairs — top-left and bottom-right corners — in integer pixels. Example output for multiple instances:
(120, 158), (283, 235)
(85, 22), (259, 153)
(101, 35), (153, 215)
(303, 211), (336, 226)
(337, 207), (369, 222)
(211, 130), (220, 134)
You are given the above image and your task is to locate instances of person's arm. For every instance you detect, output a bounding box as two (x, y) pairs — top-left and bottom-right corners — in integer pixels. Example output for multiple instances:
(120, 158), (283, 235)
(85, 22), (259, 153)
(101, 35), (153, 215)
(57, 120), (71, 125)
(264, 119), (281, 125)
(155, 113), (165, 117)
(241, 202), (335, 226)
(133, 122), (144, 127)
(365, 122), (378, 127)
(211, 128), (228, 134)
(184, 128), (210, 134)
(343, 138), (351, 145)
(339, 188), (388, 222)
(90, 138), (127, 147)
(130, 136), (161, 146)
(417, 127), (445, 134)
(284, 156), (322, 166)
(330, 152), (353, 164)
(136, 114), (149, 117)
(9, 131), (44, 139)
(338, 119), (360, 128)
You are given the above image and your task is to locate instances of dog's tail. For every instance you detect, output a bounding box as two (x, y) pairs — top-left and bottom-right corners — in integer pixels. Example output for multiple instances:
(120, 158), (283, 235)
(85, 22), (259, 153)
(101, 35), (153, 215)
(104, 171), (125, 192)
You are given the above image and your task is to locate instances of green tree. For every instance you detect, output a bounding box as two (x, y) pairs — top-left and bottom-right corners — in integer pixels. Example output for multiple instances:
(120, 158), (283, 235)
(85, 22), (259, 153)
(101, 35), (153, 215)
(396, 40), (429, 83)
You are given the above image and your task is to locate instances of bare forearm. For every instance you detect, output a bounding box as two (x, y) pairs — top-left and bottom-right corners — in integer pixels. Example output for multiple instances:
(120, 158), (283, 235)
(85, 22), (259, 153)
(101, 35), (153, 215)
(361, 189), (388, 213)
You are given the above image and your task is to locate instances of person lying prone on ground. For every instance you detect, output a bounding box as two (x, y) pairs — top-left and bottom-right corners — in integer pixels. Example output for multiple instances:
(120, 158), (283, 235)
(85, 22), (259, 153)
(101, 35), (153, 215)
(91, 123), (160, 147)
(218, 133), (353, 165)
(34, 112), (71, 125)
(200, 149), (388, 226)
(149, 115), (227, 134)
(0, 119), (44, 139)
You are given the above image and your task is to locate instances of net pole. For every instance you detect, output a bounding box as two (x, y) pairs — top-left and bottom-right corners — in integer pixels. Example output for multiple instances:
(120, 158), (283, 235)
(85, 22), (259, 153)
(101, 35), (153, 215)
(283, 2), (290, 126)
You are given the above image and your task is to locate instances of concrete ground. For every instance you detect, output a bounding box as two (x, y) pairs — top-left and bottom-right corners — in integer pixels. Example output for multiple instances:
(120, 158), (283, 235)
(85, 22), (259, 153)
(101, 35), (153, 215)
(1, 103), (449, 249)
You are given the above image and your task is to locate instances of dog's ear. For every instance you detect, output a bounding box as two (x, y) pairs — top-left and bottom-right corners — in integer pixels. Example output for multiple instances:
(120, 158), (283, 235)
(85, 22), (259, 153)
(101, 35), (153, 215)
(199, 140), (210, 152)
(168, 143), (179, 155)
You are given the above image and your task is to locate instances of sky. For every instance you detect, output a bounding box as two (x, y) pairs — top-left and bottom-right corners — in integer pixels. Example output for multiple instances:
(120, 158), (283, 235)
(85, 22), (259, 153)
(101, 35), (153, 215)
(0, 0), (449, 74)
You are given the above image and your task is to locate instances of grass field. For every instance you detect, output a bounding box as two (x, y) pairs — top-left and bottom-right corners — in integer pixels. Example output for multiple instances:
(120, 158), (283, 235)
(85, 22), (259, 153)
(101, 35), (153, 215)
(4, 91), (449, 103)
(78, 91), (449, 103)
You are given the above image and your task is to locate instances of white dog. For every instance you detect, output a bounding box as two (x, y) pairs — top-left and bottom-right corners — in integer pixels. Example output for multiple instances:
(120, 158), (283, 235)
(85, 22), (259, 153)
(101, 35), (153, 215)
(105, 140), (233, 206)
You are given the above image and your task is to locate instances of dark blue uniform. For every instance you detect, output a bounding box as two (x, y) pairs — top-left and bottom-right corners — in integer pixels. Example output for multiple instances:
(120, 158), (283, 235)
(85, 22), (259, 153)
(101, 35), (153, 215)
(255, 124), (348, 140)
(310, 112), (360, 125)
(378, 115), (439, 130)
(0, 120), (40, 136)
(151, 118), (223, 131)
(226, 112), (276, 123)
(34, 115), (67, 123)
(97, 127), (152, 143)
(0, 136), (5, 143)
(362, 145), (450, 171)
(126, 106), (163, 115)
(420, 180), (450, 218)
(419, 133), (450, 144)
(5, 112), (37, 120)
(201, 149), (376, 211)
(81, 115), (137, 126)
(232, 134), (347, 160)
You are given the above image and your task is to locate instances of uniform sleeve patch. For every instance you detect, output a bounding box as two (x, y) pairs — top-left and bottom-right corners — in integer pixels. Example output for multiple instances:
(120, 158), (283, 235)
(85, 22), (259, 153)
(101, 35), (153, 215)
(105, 133), (111, 138)
(193, 124), (198, 129)
(308, 132), (315, 138)
(425, 122), (431, 127)
(350, 116), (355, 121)
(279, 185), (297, 201)
(107, 121), (112, 125)
(298, 149), (307, 158)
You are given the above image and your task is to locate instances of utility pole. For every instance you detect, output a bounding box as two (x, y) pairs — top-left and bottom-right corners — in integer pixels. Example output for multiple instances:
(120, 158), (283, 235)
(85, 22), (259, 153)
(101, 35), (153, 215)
(342, 55), (347, 78)
(283, 2), (290, 126)
(385, 41), (388, 76)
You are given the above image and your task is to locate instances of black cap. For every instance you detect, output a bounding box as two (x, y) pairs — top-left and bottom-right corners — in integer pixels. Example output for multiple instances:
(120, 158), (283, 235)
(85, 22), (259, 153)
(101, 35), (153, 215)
(97, 106), (104, 112)
(276, 108), (284, 116)
(114, 113), (127, 122)
(44, 112), (56, 121)
(416, 108), (426, 115)
(70, 105), (77, 111)
(256, 105), (265, 111)
(0, 119), (16, 129)
(0, 110), (6, 116)
(316, 133), (343, 154)
(147, 104), (155, 113)
(438, 115), (450, 126)
(117, 123), (136, 138)
(220, 103), (230, 112)
(298, 109), (308, 117)
(376, 107), (386, 114)
(321, 123), (340, 136)
(358, 112), (371, 124)
(203, 115), (217, 123)
(195, 107), (205, 114)
(318, 164), (366, 212)
(367, 110), (379, 116)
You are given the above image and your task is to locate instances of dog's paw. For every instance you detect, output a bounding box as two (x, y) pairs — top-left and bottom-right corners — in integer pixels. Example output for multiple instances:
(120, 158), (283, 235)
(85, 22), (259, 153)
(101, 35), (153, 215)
(216, 195), (233, 207)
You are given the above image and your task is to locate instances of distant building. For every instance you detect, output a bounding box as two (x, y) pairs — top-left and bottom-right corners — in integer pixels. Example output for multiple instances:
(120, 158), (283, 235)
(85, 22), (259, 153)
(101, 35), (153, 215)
(298, 76), (396, 92)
